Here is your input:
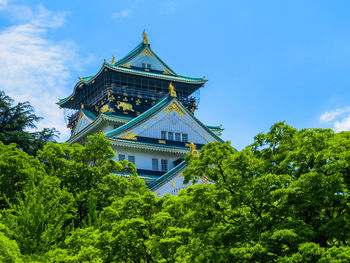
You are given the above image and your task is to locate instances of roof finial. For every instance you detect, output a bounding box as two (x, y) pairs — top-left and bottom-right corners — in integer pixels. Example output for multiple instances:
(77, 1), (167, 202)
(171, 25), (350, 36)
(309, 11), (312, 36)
(142, 29), (149, 44)
(111, 55), (115, 64)
(188, 140), (199, 157)
(169, 82), (177, 98)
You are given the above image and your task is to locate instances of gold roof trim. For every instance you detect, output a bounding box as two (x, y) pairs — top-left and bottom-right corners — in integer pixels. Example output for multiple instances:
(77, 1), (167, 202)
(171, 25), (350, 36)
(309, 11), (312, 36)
(142, 30), (149, 44)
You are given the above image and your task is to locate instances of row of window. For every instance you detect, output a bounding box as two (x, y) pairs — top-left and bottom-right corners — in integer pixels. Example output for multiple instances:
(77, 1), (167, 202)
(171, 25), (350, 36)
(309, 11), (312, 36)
(152, 158), (168, 172)
(118, 155), (169, 172)
(161, 131), (188, 142)
(118, 154), (135, 164)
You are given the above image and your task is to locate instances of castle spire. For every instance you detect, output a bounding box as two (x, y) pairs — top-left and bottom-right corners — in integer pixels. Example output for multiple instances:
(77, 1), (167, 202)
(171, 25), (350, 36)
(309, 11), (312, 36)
(142, 30), (149, 44)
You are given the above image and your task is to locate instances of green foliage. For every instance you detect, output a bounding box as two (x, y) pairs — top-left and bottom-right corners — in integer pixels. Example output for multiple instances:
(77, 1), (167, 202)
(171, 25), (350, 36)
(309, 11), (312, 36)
(2, 122), (350, 262)
(0, 90), (59, 156)
(6, 175), (75, 254)
(0, 141), (45, 209)
(181, 122), (350, 261)
(0, 223), (22, 263)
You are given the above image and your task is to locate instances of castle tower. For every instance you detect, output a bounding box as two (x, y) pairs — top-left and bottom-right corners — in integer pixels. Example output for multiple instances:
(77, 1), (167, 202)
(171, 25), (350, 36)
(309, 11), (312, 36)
(57, 32), (224, 196)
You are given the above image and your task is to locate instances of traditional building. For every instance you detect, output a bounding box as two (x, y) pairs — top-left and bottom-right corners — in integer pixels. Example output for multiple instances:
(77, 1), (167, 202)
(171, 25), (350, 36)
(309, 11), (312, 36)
(57, 31), (224, 196)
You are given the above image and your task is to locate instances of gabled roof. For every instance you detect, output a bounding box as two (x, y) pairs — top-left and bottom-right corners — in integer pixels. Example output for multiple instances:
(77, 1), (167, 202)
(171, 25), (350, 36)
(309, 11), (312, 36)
(114, 41), (177, 75)
(114, 42), (144, 66)
(148, 161), (188, 191)
(67, 110), (132, 144)
(57, 35), (207, 108)
(106, 93), (224, 143)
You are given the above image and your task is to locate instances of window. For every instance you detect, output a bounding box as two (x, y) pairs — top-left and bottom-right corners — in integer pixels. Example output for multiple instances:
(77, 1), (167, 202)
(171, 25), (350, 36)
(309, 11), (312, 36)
(128, 155), (135, 164)
(168, 132), (174, 141)
(142, 63), (146, 68)
(152, 158), (159, 171)
(175, 133), (181, 141)
(161, 131), (167, 140)
(161, 159), (168, 172)
(147, 64), (151, 69)
(118, 154), (125, 161)
(182, 134), (188, 142)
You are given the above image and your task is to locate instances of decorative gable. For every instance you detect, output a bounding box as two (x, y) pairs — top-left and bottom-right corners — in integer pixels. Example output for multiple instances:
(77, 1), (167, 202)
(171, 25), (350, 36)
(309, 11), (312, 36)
(114, 99), (220, 145)
(127, 47), (173, 73)
(72, 111), (94, 135)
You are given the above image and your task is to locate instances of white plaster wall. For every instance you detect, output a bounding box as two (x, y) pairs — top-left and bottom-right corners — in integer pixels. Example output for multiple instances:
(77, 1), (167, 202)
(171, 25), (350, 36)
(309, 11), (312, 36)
(102, 123), (115, 134)
(111, 146), (183, 171)
(73, 114), (93, 135)
(120, 100), (218, 144)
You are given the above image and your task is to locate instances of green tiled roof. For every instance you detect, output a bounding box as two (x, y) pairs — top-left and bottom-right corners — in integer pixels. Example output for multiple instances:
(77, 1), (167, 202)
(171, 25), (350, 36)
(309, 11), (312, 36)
(103, 112), (134, 119)
(114, 172), (160, 180)
(82, 109), (97, 120)
(57, 65), (205, 106)
(81, 76), (94, 81)
(107, 64), (204, 82)
(111, 138), (191, 151)
(115, 42), (145, 66)
(57, 41), (206, 107)
(206, 125), (223, 130)
(105, 94), (225, 145)
(148, 161), (188, 191)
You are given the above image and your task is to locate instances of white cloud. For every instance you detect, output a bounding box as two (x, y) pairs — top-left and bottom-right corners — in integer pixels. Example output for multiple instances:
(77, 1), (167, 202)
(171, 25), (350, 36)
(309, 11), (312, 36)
(334, 115), (350, 132)
(0, 5), (79, 141)
(320, 106), (350, 132)
(112, 9), (132, 19)
(320, 107), (350, 122)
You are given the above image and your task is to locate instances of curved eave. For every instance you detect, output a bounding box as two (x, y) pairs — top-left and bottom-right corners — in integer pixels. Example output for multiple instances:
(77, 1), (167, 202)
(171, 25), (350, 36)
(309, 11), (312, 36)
(148, 161), (188, 191)
(67, 111), (131, 144)
(110, 138), (190, 155)
(57, 63), (206, 107)
(107, 64), (207, 83)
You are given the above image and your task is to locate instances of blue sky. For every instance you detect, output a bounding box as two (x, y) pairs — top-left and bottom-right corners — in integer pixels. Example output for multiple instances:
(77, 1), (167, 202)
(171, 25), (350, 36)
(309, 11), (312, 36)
(1, 0), (350, 149)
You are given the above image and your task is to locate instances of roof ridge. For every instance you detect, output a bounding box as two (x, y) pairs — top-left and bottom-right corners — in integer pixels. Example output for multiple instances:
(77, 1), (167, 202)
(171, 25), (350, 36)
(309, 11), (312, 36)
(115, 42), (145, 66)
(82, 109), (97, 120)
(174, 99), (225, 143)
(109, 66), (205, 81)
(148, 161), (188, 190)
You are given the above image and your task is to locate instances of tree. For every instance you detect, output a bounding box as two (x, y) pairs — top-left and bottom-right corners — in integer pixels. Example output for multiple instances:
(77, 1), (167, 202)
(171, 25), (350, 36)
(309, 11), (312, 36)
(0, 141), (46, 209)
(0, 90), (59, 155)
(180, 122), (350, 262)
(37, 133), (139, 227)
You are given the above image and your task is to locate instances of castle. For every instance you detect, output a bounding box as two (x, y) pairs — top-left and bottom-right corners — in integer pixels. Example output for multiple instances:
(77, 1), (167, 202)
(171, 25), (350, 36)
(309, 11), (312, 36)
(57, 31), (224, 196)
